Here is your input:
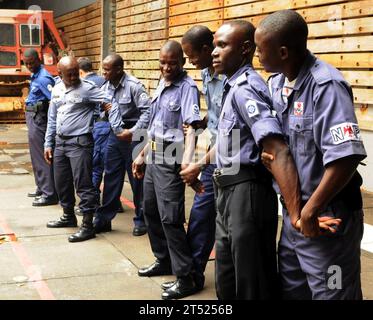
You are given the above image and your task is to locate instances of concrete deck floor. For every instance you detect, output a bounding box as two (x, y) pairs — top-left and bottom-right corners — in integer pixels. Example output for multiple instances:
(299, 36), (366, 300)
(0, 124), (372, 300)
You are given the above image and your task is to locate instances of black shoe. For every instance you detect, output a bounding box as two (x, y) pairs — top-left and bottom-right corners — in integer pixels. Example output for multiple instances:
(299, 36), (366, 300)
(132, 225), (147, 236)
(93, 221), (112, 233)
(46, 210), (77, 228)
(32, 196), (58, 207)
(161, 280), (176, 290)
(161, 275), (197, 300)
(138, 260), (172, 277)
(68, 214), (95, 242)
(28, 190), (42, 198)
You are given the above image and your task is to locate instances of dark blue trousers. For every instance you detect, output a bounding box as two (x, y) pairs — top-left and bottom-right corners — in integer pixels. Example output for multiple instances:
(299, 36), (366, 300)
(92, 121), (111, 196)
(26, 111), (56, 199)
(279, 205), (363, 300)
(186, 164), (217, 288)
(94, 131), (144, 227)
(53, 134), (97, 213)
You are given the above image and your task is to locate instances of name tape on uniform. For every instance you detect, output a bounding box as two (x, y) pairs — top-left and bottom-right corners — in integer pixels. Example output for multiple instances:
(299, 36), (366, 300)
(330, 122), (361, 145)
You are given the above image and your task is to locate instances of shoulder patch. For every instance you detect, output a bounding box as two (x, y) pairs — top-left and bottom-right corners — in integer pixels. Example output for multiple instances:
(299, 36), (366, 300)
(47, 84), (53, 92)
(139, 92), (149, 101)
(329, 122), (362, 145)
(193, 104), (200, 115)
(245, 100), (259, 118)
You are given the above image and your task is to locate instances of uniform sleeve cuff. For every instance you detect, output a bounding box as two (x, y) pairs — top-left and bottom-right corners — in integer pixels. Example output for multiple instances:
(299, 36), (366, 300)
(129, 125), (137, 133)
(113, 127), (124, 135)
(184, 115), (201, 125)
(323, 142), (367, 166)
(251, 118), (283, 145)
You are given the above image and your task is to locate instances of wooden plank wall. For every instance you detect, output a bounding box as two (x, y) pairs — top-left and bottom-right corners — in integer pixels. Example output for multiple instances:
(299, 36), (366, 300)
(54, 2), (102, 71)
(55, 0), (372, 130)
(116, 0), (169, 94)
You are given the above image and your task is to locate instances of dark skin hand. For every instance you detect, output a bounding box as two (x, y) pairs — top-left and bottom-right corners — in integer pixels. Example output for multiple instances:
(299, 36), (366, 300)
(261, 151), (348, 237)
(116, 129), (133, 142)
(298, 156), (360, 237)
(132, 144), (148, 180)
(44, 148), (53, 165)
(102, 102), (112, 113)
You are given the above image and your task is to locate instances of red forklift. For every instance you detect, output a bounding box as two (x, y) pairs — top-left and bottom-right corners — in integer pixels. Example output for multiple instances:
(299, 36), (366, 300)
(0, 9), (65, 122)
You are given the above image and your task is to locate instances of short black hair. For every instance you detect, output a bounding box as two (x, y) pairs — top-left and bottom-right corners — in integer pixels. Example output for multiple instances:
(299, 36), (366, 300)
(181, 25), (214, 51)
(24, 48), (40, 60)
(225, 20), (256, 45)
(161, 40), (184, 60)
(77, 57), (93, 72)
(104, 53), (124, 69)
(258, 10), (308, 50)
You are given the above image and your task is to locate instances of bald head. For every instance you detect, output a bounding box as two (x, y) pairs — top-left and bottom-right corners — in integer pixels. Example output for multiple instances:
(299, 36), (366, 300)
(257, 10), (308, 51)
(58, 56), (80, 87)
(59, 56), (79, 70)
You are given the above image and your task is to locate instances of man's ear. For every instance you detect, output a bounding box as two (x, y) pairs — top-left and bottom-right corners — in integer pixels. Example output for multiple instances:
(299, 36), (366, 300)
(242, 40), (255, 57)
(279, 46), (289, 61)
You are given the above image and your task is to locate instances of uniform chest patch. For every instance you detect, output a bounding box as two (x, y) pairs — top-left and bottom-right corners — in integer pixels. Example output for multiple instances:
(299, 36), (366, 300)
(294, 101), (304, 116)
(245, 100), (259, 118)
(330, 122), (362, 145)
(47, 84), (53, 92)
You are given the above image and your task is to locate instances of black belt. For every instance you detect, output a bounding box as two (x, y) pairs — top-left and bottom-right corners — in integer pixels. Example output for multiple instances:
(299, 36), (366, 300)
(121, 121), (137, 129)
(25, 101), (49, 113)
(149, 140), (183, 152)
(57, 133), (92, 140)
(213, 165), (271, 188)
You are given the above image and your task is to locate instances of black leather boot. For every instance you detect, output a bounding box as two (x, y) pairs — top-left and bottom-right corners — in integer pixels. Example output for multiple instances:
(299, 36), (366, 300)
(161, 274), (197, 300)
(68, 213), (96, 243)
(46, 208), (77, 228)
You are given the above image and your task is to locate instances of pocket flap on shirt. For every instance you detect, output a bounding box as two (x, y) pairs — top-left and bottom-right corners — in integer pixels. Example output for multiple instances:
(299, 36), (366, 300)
(119, 96), (131, 104)
(289, 116), (313, 132)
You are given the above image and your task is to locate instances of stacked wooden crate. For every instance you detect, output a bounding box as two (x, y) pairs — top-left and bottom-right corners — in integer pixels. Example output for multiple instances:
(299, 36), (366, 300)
(54, 1), (102, 71)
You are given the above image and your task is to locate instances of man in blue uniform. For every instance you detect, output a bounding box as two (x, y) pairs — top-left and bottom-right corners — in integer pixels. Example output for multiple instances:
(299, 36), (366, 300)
(255, 10), (367, 299)
(209, 20), (312, 300)
(77, 57), (124, 214)
(93, 54), (151, 236)
(44, 56), (111, 243)
(133, 41), (201, 300)
(167, 25), (224, 292)
(23, 49), (57, 206)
